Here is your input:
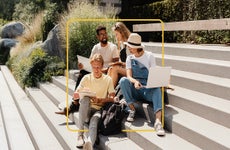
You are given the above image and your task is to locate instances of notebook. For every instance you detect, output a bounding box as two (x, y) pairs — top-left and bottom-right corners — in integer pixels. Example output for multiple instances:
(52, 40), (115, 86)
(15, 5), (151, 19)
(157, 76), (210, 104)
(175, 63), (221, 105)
(145, 66), (172, 88)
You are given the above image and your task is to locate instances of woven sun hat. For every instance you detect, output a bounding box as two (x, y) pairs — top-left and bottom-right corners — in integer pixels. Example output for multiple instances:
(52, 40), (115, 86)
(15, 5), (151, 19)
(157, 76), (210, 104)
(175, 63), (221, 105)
(124, 33), (144, 48)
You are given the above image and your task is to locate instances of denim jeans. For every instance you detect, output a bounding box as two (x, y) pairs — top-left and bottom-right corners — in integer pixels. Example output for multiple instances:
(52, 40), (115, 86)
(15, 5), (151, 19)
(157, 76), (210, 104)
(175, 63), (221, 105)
(78, 97), (101, 145)
(119, 77), (162, 113)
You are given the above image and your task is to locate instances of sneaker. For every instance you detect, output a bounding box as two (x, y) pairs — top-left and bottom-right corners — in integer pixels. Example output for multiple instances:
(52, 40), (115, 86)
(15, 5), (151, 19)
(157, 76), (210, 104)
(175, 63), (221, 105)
(127, 110), (135, 122)
(76, 135), (85, 148)
(83, 141), (93, 150)
(154, 119), (165, 136)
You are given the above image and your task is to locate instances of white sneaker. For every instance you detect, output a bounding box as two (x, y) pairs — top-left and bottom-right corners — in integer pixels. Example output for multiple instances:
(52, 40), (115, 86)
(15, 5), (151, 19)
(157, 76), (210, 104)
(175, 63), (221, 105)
(154, 119), (165, 136)
(127, 110), (135, 122)
(76, 135), (84, 148)
(83, 141), (93, 150)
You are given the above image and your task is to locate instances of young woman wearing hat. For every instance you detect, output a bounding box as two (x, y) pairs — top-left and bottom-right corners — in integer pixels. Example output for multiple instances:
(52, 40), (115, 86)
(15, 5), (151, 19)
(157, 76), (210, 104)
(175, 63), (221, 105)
(119, 33), (165, 136)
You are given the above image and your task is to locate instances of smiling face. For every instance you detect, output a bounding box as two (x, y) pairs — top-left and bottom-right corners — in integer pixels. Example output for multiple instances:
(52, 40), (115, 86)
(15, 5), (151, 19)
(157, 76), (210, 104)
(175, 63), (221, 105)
(90, 54), (104, 78)
(91, 61), (103, 78)
(97, 29), (108, 45)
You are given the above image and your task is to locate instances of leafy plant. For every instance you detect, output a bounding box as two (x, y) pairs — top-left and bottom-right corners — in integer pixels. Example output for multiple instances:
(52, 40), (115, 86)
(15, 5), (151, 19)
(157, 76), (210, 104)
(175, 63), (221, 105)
(8, 48), (65, 88)
(59, 2), (117, 69)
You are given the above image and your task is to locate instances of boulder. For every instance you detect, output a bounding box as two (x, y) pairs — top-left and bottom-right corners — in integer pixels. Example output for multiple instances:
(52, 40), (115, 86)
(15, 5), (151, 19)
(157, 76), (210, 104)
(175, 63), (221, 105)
(1, 22), (25, 38)
(0, 38), (18, 64)
(0, 38), (18, 48)
(40, 25), (65, 61)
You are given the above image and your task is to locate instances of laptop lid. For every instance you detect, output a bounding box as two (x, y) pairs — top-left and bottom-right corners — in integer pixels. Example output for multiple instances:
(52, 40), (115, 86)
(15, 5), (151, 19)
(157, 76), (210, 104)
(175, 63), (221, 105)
(145, 66), (171, 88)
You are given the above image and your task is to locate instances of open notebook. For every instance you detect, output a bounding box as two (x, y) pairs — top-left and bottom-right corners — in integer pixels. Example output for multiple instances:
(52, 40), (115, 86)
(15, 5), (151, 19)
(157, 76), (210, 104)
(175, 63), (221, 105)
(145, 66), (172, 88)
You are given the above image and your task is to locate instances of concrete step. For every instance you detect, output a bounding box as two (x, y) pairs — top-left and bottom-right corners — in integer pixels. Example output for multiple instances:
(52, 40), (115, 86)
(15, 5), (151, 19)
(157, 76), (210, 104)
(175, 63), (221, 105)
(38, 82), (73, 107)
(0, 71), (34, 150)
(154, 54), (230, 78)
(71, 110), (201, 150)
(171, 69), (230, 100)
(52, 76), (76, 96)
(143, 42), (230, 61)
(37, 80), (143, 150)
(51, 75), (202, 150)
(25, 87), (78, 150)
(0, 101), (9, 150)
(165, 105), (230, 150)
(168, 85), (230, 128)
(1, 66), (66, 150)
(123, 118), (201, 150)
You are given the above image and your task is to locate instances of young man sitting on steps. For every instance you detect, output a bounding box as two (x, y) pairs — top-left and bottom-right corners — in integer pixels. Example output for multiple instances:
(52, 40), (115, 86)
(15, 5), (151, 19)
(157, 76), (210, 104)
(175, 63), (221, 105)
(74, 54), (117, 149)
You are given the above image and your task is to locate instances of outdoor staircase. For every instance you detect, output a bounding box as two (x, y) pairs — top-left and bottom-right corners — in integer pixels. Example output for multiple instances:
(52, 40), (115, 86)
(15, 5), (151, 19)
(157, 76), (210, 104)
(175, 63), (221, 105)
(0, 42), (229, 150)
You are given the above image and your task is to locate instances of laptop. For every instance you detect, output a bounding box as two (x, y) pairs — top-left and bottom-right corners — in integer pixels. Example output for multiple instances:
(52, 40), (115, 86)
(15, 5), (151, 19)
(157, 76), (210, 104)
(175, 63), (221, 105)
(145, 66), (172, 88)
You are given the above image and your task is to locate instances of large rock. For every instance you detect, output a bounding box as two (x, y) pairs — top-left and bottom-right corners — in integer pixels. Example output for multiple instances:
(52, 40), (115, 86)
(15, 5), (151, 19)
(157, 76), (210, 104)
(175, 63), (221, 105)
(1, 22), (25, 38)
(40, 25), (65, 61)
(0, 38), (18, 48)
(0, 38), (18, 64)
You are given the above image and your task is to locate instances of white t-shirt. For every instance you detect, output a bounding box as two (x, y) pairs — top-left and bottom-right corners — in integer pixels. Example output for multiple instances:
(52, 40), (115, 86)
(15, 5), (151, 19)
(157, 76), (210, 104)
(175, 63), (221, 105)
(126, 51), (156, 70)
(90, 42), (119, 68)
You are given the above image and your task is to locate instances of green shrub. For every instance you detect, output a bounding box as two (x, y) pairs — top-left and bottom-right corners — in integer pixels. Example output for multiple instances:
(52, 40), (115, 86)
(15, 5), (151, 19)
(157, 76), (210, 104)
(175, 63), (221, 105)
(119, 0), (230, 44)
(59, 2), (117, 69)
(42, 3), (60, 41)
(8, 48), (65, 88)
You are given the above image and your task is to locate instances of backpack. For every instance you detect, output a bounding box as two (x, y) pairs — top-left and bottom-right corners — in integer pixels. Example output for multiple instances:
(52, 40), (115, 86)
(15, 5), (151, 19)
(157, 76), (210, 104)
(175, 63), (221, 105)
(98, 102), (125, 136)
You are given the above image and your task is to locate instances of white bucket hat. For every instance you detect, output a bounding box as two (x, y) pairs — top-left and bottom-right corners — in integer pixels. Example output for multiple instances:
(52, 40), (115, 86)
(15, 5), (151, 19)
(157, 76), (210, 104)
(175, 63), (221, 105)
(124, 33), (144, 48)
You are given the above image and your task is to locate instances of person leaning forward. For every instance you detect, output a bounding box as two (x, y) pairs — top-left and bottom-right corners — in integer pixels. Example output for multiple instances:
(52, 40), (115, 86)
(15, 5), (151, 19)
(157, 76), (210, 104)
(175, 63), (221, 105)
(74, 53), (117, 150)
(119, 33), (165, 136)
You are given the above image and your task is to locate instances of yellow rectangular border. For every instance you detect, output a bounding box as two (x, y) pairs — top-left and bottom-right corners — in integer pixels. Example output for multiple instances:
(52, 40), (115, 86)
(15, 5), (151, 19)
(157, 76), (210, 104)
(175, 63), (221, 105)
(65, 19), (165, 132)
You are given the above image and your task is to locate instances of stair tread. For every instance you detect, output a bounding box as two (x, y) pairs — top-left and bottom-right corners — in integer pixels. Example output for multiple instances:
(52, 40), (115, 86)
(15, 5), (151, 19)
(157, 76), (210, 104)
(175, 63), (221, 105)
(172, 69), (230, 88)
(154, 53), (230, 67)
(168, 85), (230, 113)
(48, 77), (200, 149)
(26, 87), (78, 150)
(165, 105), (230, 148)
(1, 66), (65, 149)
(0, 101), (9, 150)
(0, 71), (34, 150)
(71, 111), (201, 150)
(39, 82), (73, 105)
(52, 76), (76, 95)
(143, 42), (230, 51)
(123, 118), (201, 150)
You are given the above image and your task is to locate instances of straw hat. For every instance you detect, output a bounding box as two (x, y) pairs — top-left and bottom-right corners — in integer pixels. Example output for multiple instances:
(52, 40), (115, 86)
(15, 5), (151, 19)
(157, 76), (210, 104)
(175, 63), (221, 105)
(124, 33), (144, 48)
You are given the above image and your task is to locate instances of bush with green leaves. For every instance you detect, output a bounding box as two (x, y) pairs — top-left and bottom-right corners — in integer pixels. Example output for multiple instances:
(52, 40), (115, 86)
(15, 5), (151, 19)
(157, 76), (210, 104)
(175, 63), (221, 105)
(8, 48), (65, 88)
(119, 0), (230, 44)
(59, 2), (117, 69)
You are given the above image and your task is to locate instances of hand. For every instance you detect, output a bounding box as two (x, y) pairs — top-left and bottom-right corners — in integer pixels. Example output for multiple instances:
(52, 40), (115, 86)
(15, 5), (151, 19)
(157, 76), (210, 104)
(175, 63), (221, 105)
(91, 97), (101, 103)
(78, 62), (84, 70)
(134, 81), (142, 89)
(73, 92), (80, 100)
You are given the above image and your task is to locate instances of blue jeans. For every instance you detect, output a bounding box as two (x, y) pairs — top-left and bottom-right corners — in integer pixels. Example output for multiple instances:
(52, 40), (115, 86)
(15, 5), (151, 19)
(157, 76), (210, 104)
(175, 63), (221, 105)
(119, 77), (162, 113)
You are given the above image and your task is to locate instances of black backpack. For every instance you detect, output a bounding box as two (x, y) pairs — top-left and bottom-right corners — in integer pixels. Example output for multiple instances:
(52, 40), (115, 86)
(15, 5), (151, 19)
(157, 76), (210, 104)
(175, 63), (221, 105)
(98, 102), (125, 136)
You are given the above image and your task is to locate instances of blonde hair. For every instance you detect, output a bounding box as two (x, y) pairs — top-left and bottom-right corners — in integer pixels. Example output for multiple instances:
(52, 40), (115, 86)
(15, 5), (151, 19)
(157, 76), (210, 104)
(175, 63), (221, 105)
(90, 53), (104, 66)
(113, 22), (131, 41)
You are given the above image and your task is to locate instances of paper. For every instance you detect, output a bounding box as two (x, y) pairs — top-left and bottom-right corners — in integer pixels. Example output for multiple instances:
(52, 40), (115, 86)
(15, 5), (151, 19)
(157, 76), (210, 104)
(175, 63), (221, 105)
(77, 55), (92, 72)
(79, 91), (96, 99)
